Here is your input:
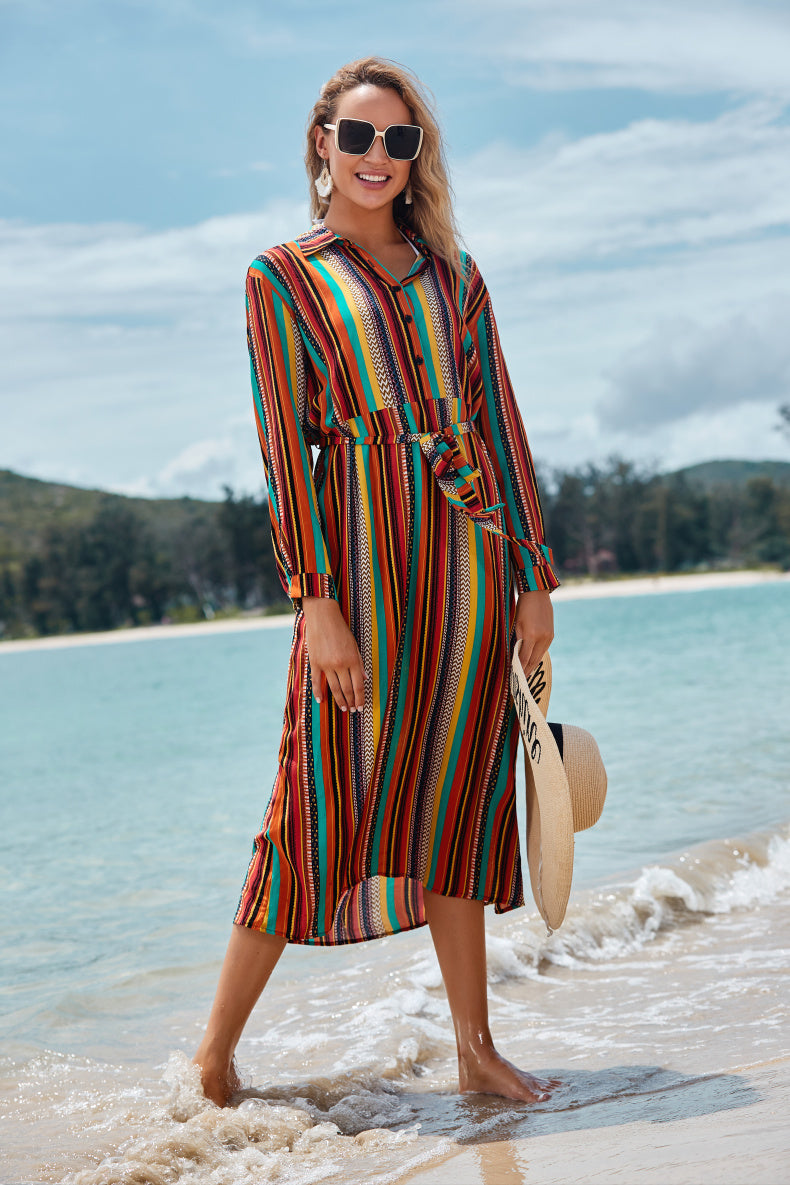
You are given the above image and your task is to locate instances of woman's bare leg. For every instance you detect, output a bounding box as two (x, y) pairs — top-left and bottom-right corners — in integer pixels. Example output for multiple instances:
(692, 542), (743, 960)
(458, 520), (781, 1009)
(423, 889), (557, 1102)
(193, 923), (287, 1105)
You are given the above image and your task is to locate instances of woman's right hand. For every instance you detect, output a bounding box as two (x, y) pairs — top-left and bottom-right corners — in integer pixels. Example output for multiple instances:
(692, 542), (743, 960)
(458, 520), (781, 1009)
(301, 597), (366, 712)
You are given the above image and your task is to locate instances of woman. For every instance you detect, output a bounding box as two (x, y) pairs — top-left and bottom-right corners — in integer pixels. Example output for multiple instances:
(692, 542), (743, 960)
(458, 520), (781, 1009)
(194, 57), (559, 1108)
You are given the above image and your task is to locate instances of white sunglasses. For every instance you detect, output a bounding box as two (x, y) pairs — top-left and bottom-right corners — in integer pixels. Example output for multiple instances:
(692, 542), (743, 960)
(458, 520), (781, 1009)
(323, 118), (423, 161)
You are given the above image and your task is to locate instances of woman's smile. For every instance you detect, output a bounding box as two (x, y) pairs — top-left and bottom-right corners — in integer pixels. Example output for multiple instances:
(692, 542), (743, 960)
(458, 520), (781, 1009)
(355, 171), (391, 188)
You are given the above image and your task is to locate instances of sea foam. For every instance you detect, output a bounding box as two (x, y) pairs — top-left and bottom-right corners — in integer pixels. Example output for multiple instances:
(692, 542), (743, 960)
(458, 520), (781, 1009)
(497, 823), (790, 973)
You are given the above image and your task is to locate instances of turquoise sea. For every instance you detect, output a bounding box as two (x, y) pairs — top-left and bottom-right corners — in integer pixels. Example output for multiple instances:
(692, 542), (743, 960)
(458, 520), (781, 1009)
(1, 580), (788, 1183)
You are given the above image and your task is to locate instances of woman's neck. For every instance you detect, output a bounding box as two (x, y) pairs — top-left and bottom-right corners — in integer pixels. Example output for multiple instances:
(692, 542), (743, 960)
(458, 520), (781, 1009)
(320, 197), (404, 252)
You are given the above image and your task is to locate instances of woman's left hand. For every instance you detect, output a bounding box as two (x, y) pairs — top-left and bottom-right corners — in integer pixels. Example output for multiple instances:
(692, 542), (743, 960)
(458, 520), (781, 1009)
(514, 589), (554, 677)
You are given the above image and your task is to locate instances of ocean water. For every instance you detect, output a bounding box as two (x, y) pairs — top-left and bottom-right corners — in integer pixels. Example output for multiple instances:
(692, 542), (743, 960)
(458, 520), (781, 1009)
(1, 582), (788, 1184)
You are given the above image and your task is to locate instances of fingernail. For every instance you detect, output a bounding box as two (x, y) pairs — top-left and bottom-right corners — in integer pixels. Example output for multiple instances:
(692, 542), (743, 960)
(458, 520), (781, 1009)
(340, 706), (347, 712)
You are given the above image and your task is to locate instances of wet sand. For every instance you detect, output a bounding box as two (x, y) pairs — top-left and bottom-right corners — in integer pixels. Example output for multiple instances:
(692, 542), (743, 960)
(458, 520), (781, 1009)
(403, 1057), (790, 1184)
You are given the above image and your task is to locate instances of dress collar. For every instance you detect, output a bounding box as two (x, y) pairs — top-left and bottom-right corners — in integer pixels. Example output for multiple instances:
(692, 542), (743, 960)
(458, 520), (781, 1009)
(295, 223), (338, 256)
(296, 221), (430, 260)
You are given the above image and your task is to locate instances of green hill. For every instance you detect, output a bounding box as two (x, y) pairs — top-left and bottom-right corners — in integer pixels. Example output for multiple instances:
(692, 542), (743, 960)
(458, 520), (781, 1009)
(0, 468), (221, 564)
(668, 459), (790, 489)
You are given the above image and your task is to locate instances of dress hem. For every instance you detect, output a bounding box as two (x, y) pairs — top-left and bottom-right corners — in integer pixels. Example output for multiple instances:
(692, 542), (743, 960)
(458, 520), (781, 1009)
(233, 872), (528, 947)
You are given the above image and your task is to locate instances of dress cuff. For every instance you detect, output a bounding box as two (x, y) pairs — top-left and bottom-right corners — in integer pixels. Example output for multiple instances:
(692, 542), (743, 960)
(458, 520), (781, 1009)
(288, 571), (338, 606)
(512, 543), (561, 594)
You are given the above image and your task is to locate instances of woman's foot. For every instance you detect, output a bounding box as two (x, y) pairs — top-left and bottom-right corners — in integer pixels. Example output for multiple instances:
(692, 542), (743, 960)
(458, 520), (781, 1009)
(192, 1047), (241, 1107)
(459, 1045), (558, 1103)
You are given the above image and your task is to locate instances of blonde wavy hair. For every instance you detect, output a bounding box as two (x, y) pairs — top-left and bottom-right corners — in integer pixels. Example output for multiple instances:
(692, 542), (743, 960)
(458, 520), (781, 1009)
(305, 57), (462, 271)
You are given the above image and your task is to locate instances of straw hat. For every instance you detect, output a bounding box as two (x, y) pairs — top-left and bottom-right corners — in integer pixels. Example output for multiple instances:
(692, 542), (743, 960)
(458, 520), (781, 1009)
(510, 641), (607, 932)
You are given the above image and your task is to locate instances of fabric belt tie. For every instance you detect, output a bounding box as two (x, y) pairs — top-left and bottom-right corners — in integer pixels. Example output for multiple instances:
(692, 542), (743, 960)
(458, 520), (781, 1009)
(318, 422), (548, 566)
(328, 421), (503, 520)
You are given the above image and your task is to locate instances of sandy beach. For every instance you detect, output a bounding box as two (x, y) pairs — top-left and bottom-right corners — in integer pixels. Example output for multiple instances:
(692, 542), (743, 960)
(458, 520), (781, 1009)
(1, 568), (788, 655)
(401, 1058), (790, 1185)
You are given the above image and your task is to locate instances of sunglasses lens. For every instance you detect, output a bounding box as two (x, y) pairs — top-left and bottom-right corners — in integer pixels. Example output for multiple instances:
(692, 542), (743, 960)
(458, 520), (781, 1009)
(384, 124), (422, 161)
(336, 119), (376, 155)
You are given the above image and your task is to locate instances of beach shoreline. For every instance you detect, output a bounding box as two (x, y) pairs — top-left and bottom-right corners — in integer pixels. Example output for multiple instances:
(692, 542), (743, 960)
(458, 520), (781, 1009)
(1, 568), (787, 655)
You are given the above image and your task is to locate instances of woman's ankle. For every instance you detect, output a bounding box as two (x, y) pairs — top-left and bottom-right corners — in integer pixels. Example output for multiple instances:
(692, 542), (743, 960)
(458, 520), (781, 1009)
(194, 1034), (235, 1073)
(192, 1051), (241, 1107)
(456, 1029), (498, 1076)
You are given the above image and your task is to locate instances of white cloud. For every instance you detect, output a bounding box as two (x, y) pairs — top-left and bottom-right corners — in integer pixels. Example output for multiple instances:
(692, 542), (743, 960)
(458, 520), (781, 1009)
(455, 100), (790, 270)
(599, 307), (790, 430)
(458, 0), (790, 96)
(121, 419), (267, 500)
(0, 200), (307, 498)
(488, 236), (790, 463)
(0, 201), (305, 320)
(452, 99), (790, 469)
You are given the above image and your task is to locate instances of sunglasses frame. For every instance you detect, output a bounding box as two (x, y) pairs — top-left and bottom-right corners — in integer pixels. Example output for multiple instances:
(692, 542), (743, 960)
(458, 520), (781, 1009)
(323, 118), (424, 162)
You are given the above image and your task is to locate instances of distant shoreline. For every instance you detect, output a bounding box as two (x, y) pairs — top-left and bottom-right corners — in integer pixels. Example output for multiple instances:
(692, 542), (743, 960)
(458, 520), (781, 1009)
(1, 568), (787, 655)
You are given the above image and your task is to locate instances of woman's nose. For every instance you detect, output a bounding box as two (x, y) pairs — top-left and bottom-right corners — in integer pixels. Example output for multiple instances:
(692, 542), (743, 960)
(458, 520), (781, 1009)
(364, 134), (390, 164)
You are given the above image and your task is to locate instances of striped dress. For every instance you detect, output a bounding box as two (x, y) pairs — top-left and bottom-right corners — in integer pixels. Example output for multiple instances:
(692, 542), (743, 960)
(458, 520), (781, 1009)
(235, 222), (559, 945)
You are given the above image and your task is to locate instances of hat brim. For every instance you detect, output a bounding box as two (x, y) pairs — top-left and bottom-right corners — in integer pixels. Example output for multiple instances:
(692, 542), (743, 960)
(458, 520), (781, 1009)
(510, 642), (574, 932)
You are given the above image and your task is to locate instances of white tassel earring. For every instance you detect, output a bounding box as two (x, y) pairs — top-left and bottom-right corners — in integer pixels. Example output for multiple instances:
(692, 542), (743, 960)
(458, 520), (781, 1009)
(315, 163), (333, 199)
(404, 180), (413, 205)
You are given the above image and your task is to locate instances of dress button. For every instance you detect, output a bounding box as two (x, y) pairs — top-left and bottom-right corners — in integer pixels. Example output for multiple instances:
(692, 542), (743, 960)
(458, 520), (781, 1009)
(404, 314), (413, 323)
(416, 355), (424, 365)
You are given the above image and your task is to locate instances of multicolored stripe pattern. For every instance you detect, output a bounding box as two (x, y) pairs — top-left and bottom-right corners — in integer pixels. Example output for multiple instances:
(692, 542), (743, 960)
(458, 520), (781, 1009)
(235, 223), (559, 944)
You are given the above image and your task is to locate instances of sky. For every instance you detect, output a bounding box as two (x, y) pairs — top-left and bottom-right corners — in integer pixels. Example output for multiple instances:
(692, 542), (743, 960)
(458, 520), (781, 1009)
(2, 0), (790, 500)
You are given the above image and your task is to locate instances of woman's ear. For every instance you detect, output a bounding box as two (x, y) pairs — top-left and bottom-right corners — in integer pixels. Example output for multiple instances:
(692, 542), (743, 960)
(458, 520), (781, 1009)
(314, 124), (329, 161)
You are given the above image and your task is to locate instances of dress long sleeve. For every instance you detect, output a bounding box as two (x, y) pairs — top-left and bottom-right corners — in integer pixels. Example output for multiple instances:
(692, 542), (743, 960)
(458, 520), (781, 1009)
(246, 259), (337, 605)
(462, 256), (560, 594)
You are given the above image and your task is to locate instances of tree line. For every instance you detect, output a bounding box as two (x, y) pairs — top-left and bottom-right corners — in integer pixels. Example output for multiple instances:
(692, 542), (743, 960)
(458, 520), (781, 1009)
(1, 460), (788, 640)
(0, 486), (284, 640)
(540, 459), (790, 576)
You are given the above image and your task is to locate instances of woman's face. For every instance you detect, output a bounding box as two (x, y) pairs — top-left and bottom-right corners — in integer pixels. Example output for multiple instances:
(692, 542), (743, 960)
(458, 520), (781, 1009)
(314, 84), (414, 215)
